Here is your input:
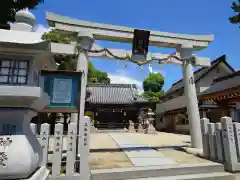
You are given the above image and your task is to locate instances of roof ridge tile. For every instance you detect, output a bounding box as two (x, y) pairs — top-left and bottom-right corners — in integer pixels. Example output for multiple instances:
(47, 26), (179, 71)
(86, 84), (148, 104)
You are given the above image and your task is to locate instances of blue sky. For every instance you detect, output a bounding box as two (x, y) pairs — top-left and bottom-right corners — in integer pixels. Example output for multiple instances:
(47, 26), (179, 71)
(31, 0), (240, 92)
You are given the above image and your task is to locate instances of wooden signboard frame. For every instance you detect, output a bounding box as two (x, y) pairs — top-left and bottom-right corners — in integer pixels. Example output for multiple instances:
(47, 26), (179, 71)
(41, 70), (82, 113)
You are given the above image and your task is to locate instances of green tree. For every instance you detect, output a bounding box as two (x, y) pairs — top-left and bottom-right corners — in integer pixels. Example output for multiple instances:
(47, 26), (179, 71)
(42, 29), (110, 84)
(90, 69), (110, 84)
(42, 29), (71, 44)
(0, 0), (44, 29)
(141, 73), (164, 102)
(142, 91), (164, 102)
(229, 0), (240, 25)
(143, 73), (164, 92)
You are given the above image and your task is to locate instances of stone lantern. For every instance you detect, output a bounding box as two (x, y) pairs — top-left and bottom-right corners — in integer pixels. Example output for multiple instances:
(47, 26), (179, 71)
(144, 108), (157, 134)
(0, 9), (55, 180)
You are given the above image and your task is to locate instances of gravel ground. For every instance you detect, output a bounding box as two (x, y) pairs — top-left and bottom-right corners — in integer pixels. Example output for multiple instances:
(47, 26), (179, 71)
(90, 132), (215, 166)
(90, 151), (132, 169)
(114, 133), (213, 164)
(90, 133), (120, 149)
(89, 133), (133, 169)
(45, 132), (214, 169)
(89, 133), (215, 167)
(126, 132), (191, 147)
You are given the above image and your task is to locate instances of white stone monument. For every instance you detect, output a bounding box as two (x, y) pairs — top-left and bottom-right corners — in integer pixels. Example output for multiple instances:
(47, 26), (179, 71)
(0, 9), (55, 180)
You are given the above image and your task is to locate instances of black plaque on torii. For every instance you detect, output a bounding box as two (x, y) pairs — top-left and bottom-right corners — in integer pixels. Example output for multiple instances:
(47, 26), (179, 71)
(132, 29), (150, 57)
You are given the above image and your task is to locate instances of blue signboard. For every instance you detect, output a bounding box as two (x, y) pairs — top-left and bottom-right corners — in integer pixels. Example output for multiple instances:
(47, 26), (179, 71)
(41, 70), (81, 113)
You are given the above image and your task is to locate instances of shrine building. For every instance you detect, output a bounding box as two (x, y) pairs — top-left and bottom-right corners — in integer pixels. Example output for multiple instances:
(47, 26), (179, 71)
(199, 70), (240, 121)
(85, 84), (149, 129)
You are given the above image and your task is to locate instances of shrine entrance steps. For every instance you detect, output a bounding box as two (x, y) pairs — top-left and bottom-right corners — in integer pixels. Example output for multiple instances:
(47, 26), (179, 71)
(91, 163), (235, 180)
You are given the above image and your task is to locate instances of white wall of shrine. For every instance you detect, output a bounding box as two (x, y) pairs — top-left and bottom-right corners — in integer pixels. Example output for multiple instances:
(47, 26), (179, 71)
(156, 60), (234, 115)
(196, 63), (233, 93)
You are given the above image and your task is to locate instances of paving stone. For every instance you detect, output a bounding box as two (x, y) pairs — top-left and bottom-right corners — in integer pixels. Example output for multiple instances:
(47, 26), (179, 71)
(130, 157), (177, 166)
(126, 150), (165, 158)
(109, 133), (177, 167)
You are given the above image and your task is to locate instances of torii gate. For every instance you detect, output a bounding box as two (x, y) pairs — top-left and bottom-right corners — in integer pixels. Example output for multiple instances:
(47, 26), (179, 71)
(47, 12), (214, 150)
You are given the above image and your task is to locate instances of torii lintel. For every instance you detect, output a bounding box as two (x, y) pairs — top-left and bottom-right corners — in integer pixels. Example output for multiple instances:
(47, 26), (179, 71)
(46, 12), (214, 50)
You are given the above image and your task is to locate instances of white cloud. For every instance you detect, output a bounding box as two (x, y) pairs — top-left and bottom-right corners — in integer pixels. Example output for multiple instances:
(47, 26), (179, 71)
(151, 67), (166, 77)
(109, 73), (143, 94)
(34, 24), (53, 34)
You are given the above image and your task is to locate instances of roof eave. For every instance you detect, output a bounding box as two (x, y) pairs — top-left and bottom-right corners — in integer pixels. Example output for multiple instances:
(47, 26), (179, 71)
(163, 55), (234, 98)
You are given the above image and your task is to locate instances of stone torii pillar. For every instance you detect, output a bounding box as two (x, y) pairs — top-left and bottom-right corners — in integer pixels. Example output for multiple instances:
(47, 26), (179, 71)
(178, 44), (202, 149)
(71, 33), (94, 177)
(71, 32), (94, 125)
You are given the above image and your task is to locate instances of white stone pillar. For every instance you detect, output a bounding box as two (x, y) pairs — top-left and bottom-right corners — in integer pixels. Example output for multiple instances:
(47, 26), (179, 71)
(202, 110), (207, 118)
(73, 33), (94, 177)
(200, 110), (207, 118)
(71, 32), (94, 124)
(230, 108), (236, 121)
(179, 44), (203, 149)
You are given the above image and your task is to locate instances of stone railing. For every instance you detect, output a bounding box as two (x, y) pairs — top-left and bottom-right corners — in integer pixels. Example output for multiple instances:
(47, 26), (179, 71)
(200, 116), (240, 172)
(30, 116), (90, 180)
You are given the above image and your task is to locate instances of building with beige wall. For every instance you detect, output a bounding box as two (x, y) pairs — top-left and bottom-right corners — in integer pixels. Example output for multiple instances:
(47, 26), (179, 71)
(155, 55), (235, 133)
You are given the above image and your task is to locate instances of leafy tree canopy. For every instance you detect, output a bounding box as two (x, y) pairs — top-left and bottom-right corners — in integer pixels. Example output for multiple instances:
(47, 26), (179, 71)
(0, 0), (44, 29)
(142, 90), (164, 102)
(42, 29), (71, 44)
(141, 73), (164, 103)
(42, 29), (110, 84)
(143, 73), (164, 92)
(229, 0), (240, 25)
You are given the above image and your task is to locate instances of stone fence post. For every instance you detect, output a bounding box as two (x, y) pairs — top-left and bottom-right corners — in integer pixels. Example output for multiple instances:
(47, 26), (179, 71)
(221, 117), (238, 172)
(79, 116), (91, 180)
(200, 118), (210, 158)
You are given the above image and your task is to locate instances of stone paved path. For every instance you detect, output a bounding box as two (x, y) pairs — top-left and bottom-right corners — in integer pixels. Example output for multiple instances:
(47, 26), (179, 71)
(108, 133), (177, 167)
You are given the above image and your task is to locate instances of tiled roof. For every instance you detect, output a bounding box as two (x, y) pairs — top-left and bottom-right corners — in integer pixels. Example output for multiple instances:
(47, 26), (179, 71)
(86, 84), (148, 104)
(200, 71), (240, 96)
(163, 55), (234, 97)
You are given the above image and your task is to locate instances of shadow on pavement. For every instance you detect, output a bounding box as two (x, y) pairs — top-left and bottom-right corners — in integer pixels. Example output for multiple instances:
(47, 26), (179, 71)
(90, 145), (189, 153)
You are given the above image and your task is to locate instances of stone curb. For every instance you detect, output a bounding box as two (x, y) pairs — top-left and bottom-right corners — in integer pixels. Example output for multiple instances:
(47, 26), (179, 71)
(179, 147), (204, 158)
(91, 163), (225, 180)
